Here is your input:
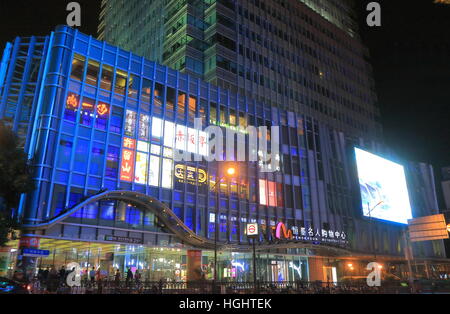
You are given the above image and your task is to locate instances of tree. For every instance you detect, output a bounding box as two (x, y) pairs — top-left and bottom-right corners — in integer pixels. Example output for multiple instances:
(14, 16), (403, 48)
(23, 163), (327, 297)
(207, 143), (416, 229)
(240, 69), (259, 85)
(0, 121), (34, 247)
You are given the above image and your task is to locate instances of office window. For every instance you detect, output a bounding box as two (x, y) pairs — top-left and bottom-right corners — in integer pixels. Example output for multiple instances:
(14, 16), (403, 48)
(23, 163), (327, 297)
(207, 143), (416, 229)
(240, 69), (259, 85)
(110, 106), (123, 134)
(86, 59), (100, 86)
(100, 64), (114, 91)
(126, 206), (142, 225)
(141, 78), (152, 104)
(137, 141), (149, 153)
(230, 109), (236, 126)
(148, 155), (160, 187)
(74, 138), (89, 173)
(199, 99), (206, 126)
(68, 190), (83, 208)
(80, 97), (95, 127)
(151, 117), (163, 142)
(277, 183), (284, 207)
(220, 106), (226, 123)
(177, 92), (186, 121)
(161, 158), (173, 189)
(164, 121), (175, 148)
(210, 102), (217, 123)
(166, 87), (175, 120)
(115, 69), (128, 95)
(95, 102), (110, 131)
(268, 181), (277, 207)
(70, 54), (85, 81)
(154, 83), (164, 117)
(57, 135), (73, 170)
(185, 207), (194, 230)
(188, 96), (196, 124)
(239, 112), (247, 128)
(144, 212), (155, 226)
(258, 180), (267, 206)
(128, 74), (140, 99)
(100, 200), (115, 220)
(64, 93), (80, 122)
(90, 143), (105, 176)
(105, 145), (120, 179)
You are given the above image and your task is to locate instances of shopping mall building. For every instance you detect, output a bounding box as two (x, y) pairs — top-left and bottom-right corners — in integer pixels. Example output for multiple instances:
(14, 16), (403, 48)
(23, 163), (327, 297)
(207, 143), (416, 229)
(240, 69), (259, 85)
(0, 26), (448, 283)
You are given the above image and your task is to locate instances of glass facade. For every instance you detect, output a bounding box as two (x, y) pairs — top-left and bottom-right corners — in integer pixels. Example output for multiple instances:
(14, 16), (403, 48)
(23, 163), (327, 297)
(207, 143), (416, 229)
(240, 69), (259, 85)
(0, 26), (445, 283)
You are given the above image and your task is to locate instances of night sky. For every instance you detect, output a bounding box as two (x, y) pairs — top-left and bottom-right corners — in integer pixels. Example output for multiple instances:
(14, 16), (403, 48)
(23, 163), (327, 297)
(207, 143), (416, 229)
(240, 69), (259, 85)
(1, 1), (449, 170)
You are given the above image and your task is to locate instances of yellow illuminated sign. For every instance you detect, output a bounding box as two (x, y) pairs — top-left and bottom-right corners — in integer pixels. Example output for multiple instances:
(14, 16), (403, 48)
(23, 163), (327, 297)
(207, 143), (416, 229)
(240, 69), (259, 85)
(175, 164), (207, 186)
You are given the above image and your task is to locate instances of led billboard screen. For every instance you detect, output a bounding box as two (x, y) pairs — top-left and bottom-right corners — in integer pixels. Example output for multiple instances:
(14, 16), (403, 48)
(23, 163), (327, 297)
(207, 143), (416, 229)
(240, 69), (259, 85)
(354, 148), (413, 224)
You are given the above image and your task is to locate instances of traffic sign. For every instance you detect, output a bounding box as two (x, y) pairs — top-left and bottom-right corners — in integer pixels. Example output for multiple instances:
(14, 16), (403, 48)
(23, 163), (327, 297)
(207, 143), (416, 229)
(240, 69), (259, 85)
(22, 248), (50, 257)
(246, 223), (259, 237)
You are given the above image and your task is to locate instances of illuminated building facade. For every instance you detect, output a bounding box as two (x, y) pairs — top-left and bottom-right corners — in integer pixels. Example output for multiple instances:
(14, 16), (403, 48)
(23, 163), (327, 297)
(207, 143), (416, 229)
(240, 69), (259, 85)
(0, 26), (447, 282)
(98, 0), (381, 141)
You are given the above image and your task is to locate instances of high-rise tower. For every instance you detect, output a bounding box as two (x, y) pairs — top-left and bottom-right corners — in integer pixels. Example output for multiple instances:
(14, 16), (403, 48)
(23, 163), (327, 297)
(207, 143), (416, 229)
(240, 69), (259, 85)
(98, 0), (381, 140)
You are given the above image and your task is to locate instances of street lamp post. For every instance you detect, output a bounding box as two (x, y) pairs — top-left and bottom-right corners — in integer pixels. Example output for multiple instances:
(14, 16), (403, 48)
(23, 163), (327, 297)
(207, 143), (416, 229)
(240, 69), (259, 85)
(367, 201), (383, 261)
(211, 164), (236, 293)
(246, 223), (259, 293)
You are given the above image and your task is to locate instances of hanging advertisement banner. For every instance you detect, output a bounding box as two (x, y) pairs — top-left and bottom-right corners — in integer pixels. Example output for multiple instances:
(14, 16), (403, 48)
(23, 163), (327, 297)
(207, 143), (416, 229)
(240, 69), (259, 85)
(120, 149), (135, 182)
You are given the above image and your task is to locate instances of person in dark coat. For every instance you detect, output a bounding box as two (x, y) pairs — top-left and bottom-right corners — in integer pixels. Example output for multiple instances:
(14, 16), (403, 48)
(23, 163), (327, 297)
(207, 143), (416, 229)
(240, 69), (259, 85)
(126, 267), (133, 287)
(59, 266), (66, 285)
(46, 268), (59, 294)
(42, 268), (49, 285)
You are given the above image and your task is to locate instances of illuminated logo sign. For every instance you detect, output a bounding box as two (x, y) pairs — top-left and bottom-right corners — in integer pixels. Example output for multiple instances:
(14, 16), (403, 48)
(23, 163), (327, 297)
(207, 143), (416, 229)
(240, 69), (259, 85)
(19, 237), (40, 248)
(97, 103), (109, 116)
(66, 94), (79, 110)
(274, 222), (293, 240)
(261, 222), (348, 246)
(66, 262), (82, 287)
(246, 223), (259, 237)
(174, 164), (207, 186)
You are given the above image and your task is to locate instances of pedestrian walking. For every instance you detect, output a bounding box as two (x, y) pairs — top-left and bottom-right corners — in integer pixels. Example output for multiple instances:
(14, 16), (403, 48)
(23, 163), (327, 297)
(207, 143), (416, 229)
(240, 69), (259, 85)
(42, 268), (49, 286)
(46, 268), (59, 294)
(114, 269), (121, 288)
(89, 267), (96, 284)
(59, 266), (66, 286)
(126, 267), (133, 287)
(135, 270), (141, 284)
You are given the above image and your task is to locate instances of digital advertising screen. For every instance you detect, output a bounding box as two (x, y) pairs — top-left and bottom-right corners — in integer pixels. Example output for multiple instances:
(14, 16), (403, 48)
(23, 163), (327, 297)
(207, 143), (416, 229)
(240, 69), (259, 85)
(354, 148), (413, 224)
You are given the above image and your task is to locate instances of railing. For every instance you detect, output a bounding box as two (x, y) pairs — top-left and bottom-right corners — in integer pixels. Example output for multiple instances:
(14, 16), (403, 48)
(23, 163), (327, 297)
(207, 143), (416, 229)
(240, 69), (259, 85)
(27, 278), (420, 294)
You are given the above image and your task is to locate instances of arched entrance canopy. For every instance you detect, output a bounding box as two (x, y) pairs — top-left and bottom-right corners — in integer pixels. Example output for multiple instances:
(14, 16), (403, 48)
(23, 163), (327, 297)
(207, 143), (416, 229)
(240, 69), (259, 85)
(22, 190), (353, 255)
(22, 190), (217, 249)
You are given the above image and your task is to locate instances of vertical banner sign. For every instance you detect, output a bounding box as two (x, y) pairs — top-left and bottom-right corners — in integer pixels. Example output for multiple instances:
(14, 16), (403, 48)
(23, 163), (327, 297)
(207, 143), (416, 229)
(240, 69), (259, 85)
(120, 138), (136, 182)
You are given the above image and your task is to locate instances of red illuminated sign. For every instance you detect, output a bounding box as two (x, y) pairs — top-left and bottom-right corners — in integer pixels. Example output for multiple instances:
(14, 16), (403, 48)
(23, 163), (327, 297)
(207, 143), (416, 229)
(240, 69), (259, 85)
(97, 103), (109, 116)
(274, 222), (293, 240)
(120, 149), (135, 182)
(123, 137), (136, 150)
(268, 181), (277, 207)
(66, 94), (79, 110)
